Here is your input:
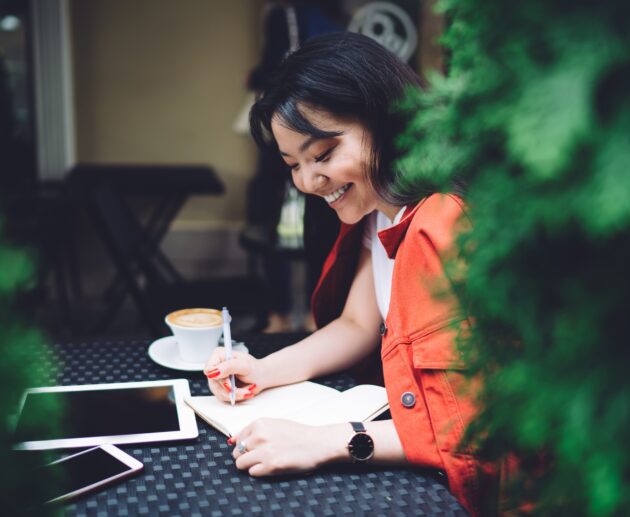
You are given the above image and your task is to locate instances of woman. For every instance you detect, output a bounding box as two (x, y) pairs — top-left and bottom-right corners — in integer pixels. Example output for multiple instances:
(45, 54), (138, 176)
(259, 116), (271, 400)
(205, 32), (493, 516)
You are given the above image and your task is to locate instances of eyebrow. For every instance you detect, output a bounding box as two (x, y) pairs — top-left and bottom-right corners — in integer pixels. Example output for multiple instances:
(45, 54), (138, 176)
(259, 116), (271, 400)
(299, 135), (320, 153)
(280, 133), (342, 158)
(279, 135), (319, 158)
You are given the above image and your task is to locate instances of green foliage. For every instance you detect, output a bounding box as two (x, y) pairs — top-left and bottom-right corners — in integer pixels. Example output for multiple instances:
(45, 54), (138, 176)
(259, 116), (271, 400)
(0, 218), (62, 514)
(398, 0), (630, 514)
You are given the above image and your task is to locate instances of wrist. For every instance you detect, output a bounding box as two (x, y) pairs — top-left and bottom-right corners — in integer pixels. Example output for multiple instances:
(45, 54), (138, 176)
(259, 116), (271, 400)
(319, 424), (354, 464)
(255, 355), (278, 391)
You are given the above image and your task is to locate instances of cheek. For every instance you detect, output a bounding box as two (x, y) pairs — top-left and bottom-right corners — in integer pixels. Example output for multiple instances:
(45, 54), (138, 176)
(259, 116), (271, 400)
(337, 153), (368, 184)
(291, 173), (306, 193)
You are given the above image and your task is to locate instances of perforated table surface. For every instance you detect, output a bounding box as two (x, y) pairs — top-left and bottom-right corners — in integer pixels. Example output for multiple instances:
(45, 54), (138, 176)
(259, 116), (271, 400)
(37, 333), (467, 516)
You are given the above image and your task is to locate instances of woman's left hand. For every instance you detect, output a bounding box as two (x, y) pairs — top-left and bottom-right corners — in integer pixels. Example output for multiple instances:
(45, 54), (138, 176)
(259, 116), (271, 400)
(229, 419), (347, 476)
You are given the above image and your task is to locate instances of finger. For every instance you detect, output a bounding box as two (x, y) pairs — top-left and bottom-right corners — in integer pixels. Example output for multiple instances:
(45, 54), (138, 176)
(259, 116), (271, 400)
(230, 425), (254, 460)
(248, 461), (309, 477)
(238, 383), (257, 400)
(208, 357), (250, 381)
(203, 353), (245, 379)
(221, 382), (257, 401)
(219, 356), (249, 377)
(204, 358), (249, 384)
(231, 437), (245, 461)
(207, 379), (229, 400)
(234, 449), (262, 471)
(248, 462), (270, 477)
(203, 348), (249, 374)
(203, 347), (227, 376)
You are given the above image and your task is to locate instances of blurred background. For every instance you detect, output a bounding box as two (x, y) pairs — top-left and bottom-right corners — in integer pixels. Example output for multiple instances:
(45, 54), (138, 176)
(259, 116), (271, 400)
(0, 0), (443, 340)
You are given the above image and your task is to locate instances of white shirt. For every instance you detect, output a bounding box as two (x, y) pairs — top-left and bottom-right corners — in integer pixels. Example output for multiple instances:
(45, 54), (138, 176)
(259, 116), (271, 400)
(362, 207), (406, 320)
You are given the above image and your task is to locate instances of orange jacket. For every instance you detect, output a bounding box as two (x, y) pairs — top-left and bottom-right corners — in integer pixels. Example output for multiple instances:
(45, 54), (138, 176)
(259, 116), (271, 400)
(312, 194), (497, 516)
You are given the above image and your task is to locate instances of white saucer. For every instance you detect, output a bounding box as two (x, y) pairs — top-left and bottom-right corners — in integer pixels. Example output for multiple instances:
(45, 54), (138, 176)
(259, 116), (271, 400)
(148, 336), (249, 372)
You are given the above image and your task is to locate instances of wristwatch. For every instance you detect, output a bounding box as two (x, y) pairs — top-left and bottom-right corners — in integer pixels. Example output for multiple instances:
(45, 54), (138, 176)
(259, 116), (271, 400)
(347, 422), (374, 462)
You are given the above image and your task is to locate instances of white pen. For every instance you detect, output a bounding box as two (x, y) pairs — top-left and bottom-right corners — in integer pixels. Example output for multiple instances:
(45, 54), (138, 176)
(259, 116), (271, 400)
(221, 307), (236, 406)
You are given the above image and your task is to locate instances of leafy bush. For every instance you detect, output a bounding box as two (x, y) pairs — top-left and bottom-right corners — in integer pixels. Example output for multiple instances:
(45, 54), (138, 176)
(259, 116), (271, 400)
(0, 218), (61, 514)
(399, 0), (630, 513)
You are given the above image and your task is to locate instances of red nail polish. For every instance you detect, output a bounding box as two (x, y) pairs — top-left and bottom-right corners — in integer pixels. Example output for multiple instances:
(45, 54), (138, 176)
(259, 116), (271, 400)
(205, 369), (220, 379)
(227, 437), (235, 445)
(223, 382), (231, 391)
(243, 392), (254, 399)
(247, 384), (257, 392)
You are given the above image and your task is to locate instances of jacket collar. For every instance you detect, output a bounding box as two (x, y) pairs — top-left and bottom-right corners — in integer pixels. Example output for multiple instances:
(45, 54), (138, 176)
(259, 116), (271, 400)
(377, 200), (425, 259)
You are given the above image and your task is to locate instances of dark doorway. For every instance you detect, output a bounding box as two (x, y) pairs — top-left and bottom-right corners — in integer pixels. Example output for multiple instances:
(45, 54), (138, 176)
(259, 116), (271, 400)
(1, 0), (37, 207)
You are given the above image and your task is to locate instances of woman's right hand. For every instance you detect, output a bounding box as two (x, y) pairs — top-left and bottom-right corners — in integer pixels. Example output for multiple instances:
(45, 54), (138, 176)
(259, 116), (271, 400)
(203, 347), (265, 403)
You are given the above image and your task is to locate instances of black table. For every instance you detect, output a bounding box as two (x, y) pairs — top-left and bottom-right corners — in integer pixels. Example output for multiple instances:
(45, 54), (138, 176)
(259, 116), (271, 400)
(65, 164), (225, 335)
(36, 333), (467, 516)
(67, 163), (225, 195)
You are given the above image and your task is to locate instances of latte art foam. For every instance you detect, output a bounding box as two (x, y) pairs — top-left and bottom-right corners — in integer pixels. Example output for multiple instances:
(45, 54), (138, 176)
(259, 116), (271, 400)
(166, 308), (222, 328)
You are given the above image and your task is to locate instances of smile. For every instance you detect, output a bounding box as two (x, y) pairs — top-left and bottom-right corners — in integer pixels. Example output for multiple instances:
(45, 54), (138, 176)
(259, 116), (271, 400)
(324, 184), (351, 204)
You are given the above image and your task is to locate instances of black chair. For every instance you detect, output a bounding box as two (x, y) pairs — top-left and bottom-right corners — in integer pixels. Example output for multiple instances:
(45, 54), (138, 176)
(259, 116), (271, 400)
(71, 180), (265, 337)
(238, 223), (306, 331)
(238, 193), (340, 331)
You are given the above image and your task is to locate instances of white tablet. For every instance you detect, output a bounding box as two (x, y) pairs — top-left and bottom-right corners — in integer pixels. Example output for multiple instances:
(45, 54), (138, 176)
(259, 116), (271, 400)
(13, 379), (199, 450)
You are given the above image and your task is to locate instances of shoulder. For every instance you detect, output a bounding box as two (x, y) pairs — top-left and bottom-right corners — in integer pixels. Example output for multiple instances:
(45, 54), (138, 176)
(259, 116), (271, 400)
(409, 193), (468, 254)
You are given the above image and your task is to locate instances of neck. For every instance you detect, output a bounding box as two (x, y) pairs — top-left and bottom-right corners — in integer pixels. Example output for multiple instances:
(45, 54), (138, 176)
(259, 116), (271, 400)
(378, 203), (404, 223)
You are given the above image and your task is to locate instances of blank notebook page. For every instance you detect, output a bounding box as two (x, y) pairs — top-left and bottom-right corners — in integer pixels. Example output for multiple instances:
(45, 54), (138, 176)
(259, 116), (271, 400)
(289, 385), (388, 426)
(186, 382), (340, 436)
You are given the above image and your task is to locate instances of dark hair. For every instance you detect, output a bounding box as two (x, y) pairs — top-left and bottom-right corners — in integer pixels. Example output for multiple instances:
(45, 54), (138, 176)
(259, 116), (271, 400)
(250, 32), (425, 206)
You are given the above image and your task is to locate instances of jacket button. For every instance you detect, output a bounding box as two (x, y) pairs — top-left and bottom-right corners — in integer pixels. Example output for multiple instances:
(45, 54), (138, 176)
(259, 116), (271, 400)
(379, 322), (387, 336)
(401, 391), (416, 408)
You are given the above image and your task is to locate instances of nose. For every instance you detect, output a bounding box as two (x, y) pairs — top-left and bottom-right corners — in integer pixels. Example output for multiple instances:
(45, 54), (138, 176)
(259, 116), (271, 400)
(301, 165), (327, 193)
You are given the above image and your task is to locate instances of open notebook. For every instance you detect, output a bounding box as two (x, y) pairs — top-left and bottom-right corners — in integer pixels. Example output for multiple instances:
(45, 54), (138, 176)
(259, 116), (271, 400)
(185, 381), (389, 437)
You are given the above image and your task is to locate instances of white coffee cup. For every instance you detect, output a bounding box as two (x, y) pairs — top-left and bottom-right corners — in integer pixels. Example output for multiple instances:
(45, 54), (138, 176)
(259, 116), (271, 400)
(165, 308), (223, 364)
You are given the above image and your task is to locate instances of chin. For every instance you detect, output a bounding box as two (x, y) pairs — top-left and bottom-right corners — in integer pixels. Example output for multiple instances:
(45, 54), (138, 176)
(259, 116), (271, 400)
(336, 209), (365, 226)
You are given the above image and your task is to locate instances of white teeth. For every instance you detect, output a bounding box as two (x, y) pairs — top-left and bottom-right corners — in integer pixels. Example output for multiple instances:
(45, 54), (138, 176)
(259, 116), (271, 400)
(324, 184), (350, 204)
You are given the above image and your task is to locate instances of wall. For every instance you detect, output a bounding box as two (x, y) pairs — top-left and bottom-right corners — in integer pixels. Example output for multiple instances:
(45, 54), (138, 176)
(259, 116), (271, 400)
(70, 0), (261, 229)
(65, 1), (438, 295)
(68, 0), (435, 230)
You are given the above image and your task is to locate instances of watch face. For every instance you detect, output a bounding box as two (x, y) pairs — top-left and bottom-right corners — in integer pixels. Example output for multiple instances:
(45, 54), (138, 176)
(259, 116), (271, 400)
(349, 432), (374, 462)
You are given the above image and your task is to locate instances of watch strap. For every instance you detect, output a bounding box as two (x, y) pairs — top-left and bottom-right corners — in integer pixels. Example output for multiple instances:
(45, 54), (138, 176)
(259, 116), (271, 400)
(350, 421), (366, 433)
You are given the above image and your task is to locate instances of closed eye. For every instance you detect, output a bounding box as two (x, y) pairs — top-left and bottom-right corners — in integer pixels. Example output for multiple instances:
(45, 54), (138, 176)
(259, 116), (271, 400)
(315, 145), (336, 163)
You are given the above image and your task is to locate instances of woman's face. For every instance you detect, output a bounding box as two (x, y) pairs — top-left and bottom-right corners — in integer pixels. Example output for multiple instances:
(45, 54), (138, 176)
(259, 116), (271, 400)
(272, 107), (394, 224)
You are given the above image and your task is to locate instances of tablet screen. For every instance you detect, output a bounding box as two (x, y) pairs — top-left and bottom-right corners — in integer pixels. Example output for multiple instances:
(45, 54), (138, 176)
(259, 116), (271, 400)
(15, 387), (178, 442)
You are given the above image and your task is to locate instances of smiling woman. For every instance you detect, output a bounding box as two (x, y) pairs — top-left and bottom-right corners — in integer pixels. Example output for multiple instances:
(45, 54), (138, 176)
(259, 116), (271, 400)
(203, 32), (495, 517)
(251, 32), (424, 212)
(272, 110), (383, 224)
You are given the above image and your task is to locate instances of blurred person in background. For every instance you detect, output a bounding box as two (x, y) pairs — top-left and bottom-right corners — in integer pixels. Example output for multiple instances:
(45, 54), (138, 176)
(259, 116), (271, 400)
(242, 1), (346, 333)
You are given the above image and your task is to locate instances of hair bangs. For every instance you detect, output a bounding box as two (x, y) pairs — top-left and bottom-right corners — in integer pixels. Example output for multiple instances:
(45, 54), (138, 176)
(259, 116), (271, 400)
(275, 98), (342, 140)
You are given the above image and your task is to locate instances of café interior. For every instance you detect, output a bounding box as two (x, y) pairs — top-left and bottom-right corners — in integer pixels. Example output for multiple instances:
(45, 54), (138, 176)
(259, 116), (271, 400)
(0, 0), (440, 341)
